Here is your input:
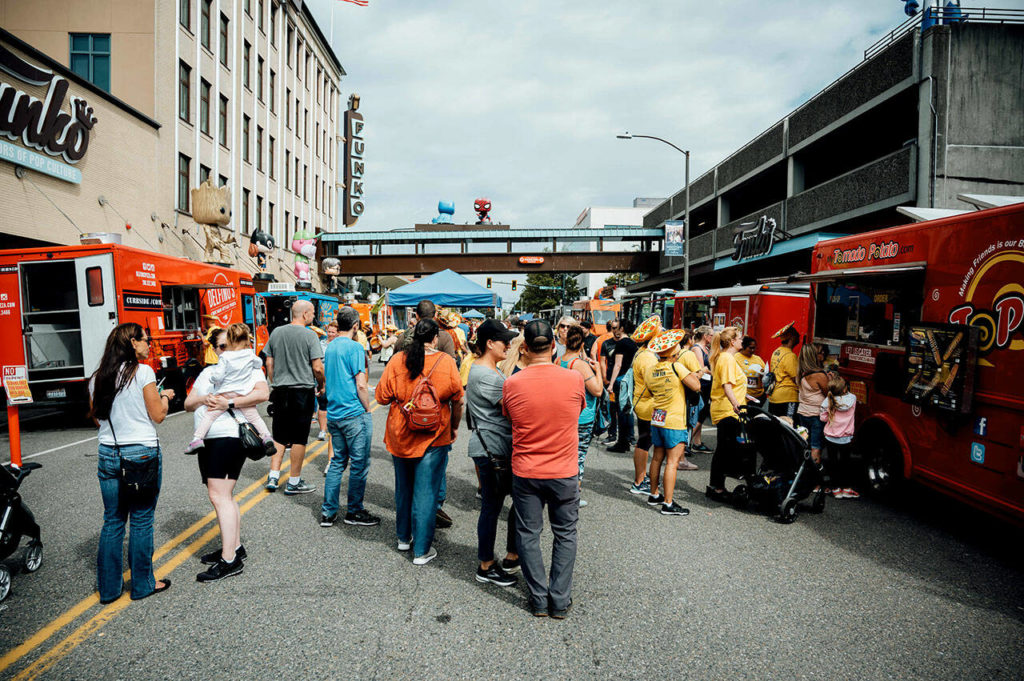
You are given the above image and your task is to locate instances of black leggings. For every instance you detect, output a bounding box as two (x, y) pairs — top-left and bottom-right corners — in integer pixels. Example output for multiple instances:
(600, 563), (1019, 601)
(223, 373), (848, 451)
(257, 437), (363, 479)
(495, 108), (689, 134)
(710, 417), (743, 489)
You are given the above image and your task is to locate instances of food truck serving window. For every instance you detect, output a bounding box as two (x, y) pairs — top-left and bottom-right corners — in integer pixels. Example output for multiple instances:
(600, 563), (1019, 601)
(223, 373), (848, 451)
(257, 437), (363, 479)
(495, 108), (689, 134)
(86, 267), (104, 306)
(813, 270), (925, 347)
(162, 286), (201, 330)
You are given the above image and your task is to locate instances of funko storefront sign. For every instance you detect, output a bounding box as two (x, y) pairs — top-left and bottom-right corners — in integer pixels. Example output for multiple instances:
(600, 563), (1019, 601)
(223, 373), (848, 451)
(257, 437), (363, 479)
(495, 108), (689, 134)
(343, 93), (365, 227)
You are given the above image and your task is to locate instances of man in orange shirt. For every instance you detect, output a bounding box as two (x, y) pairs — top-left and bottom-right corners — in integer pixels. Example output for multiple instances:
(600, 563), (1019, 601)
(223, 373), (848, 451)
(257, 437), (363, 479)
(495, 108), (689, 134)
(503, 320), (585, 618)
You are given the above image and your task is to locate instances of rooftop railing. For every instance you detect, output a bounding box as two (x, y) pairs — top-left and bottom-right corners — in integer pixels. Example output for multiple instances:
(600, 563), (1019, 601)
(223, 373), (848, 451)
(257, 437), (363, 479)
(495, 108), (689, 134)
(864, 6), (1024, 60)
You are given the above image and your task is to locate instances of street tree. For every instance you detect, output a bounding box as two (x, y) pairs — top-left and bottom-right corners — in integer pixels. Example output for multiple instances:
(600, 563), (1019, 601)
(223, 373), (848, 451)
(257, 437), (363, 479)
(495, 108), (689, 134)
(518, 271), (581, 313)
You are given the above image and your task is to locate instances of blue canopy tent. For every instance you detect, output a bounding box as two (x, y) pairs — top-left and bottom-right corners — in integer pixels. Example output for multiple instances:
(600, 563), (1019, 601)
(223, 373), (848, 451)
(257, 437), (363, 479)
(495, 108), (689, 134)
(386, 269), (502, 308)
(462, 309), (486, 319)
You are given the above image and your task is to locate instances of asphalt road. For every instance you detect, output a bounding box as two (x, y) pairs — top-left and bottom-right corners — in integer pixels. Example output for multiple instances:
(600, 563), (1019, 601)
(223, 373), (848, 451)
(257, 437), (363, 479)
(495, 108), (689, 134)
(1, 361), (1022, 680)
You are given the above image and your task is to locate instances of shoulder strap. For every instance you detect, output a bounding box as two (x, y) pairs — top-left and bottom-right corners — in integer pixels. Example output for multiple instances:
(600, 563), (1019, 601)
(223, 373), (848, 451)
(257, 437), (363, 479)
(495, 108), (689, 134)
(108, 419), (121, 451)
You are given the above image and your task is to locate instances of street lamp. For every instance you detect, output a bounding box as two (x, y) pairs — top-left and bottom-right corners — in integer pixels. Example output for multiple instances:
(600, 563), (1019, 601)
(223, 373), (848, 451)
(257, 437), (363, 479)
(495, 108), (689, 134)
(617, 132), (690, 291)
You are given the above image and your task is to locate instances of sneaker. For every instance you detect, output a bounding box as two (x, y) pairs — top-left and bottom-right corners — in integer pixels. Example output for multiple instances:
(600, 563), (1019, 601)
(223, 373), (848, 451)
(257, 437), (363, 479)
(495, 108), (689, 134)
(284, 479), (316, 495)
(500, 557), (521, 574)
(551, 602), (573, 619)
(831, 488), (845, 498)
(475, 564), (517, 587)
(184, 439), (204, 455)
(660, 502), (690, 516)
(531, 604), (549, 617)
(317, 430), (327, 441)
(412, 546), (437, 566)
(323, 461), (330, 475)
(475, 488), (483, 500)
(579, 498), (588, 508)
(196, 556), (244, 583)
(839, 488), (861, 499)
(600, 436), (617, 445)
(606, 445), (629, 453)
(692, 443), (711, 453)
(677, 460), (699, 471)
(435, 508), (453, 528)
(344, 509), (381, 526)
(705, 486), (731, 503)
(200, 544), (247, 566)
(629, 477), (651, 495)
(265, 475), (280, 492)
(647, 493), (665, 507)
(397, 540), (412, 551)
(320, 513), (338, 527)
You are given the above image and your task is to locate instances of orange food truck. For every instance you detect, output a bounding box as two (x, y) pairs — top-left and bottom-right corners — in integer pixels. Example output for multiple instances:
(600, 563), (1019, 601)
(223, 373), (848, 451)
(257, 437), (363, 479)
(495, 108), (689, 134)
(0, 240), (260, 413)
(572, 295), (620, 335)
(795, 203), (1024, 524)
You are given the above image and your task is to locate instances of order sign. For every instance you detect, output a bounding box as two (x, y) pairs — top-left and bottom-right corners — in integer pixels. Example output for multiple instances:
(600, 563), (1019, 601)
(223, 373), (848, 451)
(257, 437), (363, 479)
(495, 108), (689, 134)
(3, 365), (33, 404)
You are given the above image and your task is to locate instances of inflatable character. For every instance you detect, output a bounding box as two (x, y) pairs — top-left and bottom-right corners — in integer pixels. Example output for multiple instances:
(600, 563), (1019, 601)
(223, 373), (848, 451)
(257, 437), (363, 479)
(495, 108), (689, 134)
(248, 228), (276, 281)
(291, 227), (318, 285)
(431, 201), (455, 224)
(321, 256), (341, 294)
(191, 178), (235, 263)
(474, 197), (492, 225)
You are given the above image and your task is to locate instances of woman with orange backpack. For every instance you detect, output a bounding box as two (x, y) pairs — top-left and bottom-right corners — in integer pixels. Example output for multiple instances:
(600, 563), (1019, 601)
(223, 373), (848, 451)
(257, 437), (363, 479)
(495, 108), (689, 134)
(375, 318), (464, 566)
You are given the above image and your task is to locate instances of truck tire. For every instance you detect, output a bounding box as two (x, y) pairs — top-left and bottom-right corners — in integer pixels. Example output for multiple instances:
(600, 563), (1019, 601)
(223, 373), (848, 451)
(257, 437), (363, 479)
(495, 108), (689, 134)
(860, 427), (904, 497)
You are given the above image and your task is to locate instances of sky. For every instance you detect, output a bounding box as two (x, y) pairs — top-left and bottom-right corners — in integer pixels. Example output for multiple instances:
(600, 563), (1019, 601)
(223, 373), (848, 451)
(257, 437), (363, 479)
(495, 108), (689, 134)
(302, 0), (1003, 305)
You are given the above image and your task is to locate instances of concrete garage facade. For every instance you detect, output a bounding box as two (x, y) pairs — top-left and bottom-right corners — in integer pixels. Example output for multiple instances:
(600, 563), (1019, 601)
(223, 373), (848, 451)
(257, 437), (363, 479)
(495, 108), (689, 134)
(637, 20), (1024, 291)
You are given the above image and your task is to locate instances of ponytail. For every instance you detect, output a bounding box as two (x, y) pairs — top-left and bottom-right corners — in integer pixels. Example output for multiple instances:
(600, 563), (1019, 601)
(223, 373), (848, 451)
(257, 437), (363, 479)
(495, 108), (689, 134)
(709, 326), (742, 371)
(405, 318), (440, 379)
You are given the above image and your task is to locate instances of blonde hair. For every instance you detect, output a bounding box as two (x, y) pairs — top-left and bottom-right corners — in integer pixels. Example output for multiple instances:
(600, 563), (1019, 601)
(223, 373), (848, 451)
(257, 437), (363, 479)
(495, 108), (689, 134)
(799, 343), (824, 378)
(499, 336), (526, 377)
(826, 375), (850, 421)
(226, 323), (251, 347)
(709, 326), (742, 370)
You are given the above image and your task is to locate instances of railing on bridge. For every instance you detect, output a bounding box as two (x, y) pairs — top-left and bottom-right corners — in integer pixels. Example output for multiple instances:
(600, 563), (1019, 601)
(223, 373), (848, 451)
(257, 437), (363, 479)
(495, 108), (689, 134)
(864, 6), (1024, 60)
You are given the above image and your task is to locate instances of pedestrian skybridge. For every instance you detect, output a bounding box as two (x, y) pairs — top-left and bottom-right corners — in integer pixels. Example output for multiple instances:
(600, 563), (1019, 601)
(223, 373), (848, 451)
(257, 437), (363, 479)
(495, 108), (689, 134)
(318, 225), (664, 275)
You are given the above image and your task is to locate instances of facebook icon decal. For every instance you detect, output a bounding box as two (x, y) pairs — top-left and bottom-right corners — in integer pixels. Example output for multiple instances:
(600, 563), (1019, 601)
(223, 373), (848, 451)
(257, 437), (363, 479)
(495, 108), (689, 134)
(970, 442), (986, 465)
(973, 417), (988, 437)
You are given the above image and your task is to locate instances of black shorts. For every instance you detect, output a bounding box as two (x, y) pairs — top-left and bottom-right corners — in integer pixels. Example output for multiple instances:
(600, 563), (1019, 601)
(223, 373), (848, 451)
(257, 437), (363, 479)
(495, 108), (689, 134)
(270, 386), (316, 446)
(698, 380), (712, 421)
(635, 419), (652, 451)
(317, 392), (328, 411)
(768, 401), (798, 418)
(198, 437), (246, 484)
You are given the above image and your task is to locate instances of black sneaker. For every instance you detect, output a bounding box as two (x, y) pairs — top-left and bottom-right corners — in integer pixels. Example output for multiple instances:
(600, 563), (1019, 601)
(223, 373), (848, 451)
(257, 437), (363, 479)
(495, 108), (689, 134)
(660, 502), (690, 516)
(284, 479), (316, 495)
(320, 513), (338, 527)
(196, 556), (244, 582)
(344, 509), (381, 526)
(646, 493), (665, 506)
(475, 564), (518, 587)
(500, 557), (521, 574)
(435, 508), (453, 528)
(551, 601), (573, 619)
(705, 486), (732, 503)
(200, 544), (247, 565)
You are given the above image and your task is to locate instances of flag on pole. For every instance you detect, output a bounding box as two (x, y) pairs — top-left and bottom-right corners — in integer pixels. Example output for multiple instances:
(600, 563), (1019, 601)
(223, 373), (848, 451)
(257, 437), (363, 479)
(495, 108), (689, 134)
(339, 0), (368, 6)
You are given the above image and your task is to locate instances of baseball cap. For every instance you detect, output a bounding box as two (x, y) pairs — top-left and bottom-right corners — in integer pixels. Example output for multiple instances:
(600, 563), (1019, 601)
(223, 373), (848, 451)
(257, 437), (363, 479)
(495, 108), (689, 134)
(524, 319), (554, 351)
(475, 318), (517, 347)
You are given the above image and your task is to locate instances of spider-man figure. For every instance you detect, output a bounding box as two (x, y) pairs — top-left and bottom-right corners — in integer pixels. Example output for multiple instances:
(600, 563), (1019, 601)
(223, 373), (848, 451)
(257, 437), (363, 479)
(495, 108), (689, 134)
(474, 197), (492, 225)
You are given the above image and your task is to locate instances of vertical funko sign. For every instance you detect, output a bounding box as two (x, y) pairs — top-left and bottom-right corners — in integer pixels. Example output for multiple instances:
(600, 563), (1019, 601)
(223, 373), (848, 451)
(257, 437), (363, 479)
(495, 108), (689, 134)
(343, 93), (364, 227)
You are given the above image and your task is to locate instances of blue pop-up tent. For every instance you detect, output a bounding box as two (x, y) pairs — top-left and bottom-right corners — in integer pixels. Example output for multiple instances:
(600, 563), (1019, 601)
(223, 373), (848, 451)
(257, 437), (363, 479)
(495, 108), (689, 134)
(462, 309), (486, 319)
(386, 269), (502, 308)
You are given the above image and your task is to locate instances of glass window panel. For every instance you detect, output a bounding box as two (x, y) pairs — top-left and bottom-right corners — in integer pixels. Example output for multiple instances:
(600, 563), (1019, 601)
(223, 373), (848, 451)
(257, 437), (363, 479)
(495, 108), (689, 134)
(71, 34), (90, 51)
(93, 55), (110, 91)
(70, 55), (89, 78)
(93, 35), (110, 52)
(86, 268), (104, 306)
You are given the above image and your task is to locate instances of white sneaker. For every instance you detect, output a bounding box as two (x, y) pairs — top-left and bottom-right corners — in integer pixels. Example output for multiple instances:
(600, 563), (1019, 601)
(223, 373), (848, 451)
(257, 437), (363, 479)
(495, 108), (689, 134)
(397, 540), (411, 551)
(579, 498), (588, 508)
(412, 546), (437, 565)
(317, 430), (327, 441)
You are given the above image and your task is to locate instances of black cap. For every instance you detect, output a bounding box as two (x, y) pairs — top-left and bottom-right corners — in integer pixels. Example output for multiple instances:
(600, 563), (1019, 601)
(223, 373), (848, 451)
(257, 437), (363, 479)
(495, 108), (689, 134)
(475, 318), (517, 347)
(524, 319), (554, 351)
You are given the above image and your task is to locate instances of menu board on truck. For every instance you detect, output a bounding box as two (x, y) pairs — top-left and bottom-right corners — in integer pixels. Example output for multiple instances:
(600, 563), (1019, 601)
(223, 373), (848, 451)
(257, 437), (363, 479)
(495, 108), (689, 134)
(903, 323), (979, 414)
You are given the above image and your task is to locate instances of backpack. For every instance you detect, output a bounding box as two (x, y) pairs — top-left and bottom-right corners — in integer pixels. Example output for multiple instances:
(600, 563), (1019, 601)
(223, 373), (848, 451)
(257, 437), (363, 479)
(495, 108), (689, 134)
(402, 357), (444, 432)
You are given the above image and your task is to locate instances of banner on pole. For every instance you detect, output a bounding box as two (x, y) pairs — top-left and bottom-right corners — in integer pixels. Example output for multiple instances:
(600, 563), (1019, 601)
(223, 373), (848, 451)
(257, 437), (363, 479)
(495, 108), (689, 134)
(664, 220), (685, 257)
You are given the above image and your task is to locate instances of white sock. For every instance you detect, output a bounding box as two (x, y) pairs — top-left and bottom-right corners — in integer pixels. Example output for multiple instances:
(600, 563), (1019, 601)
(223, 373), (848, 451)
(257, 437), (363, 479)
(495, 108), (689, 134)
(288, 476), (301, 485)
(268, 470), (280, 479)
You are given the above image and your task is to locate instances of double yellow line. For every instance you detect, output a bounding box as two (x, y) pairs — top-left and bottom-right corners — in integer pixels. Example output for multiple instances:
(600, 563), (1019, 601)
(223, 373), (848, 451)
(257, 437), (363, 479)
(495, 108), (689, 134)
(0, 441), (328, 681)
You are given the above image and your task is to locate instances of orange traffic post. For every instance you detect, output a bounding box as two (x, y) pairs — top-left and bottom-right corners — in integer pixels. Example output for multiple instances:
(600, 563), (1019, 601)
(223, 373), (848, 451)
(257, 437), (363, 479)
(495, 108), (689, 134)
(7, 403), (21, 467)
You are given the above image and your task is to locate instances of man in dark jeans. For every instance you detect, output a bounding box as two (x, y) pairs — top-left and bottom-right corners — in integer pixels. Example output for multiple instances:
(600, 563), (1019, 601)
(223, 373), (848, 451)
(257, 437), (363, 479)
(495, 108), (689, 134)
(607, 318), (637, 453)
(503, 320), (585, 618)
(599, 319), (621, 445)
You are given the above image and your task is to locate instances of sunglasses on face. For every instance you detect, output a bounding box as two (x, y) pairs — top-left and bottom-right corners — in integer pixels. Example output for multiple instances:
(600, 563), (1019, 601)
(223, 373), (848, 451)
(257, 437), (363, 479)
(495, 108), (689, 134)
(558, 324), (571, 329)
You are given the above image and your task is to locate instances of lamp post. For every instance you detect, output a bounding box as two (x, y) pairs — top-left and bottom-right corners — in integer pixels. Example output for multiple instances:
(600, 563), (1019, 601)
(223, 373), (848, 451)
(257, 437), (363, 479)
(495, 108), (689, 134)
(617, 132), (690, 291)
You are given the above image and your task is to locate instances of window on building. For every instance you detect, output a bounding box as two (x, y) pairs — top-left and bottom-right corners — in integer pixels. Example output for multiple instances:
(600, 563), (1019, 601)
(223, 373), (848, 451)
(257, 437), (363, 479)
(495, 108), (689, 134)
(242, 188), (250, 234)
(269, 70), (276, 112)
(201, 0), (211, 49)
(199, 79), (210, 135)
(180, 0), (191, 30)
(256, 126), (263, 171)
(256, 196), (263, 234)
(268, 202), (274, 239)
(243, 0), (251, 16)
(218, 95), (228, 147)
(315, 122), (319, 157)
(177, 60), (191, 122)
(268, 136), (275, 178)
(219, 174), (228, 188)
(294, 158), (300, 196)
(257, 56), (264, 101)
(69, 34), (111, 92)
(287, 25), (293, 66)
(242, 115), (250, 162)
(177, 153), (191, 212)
(303, 110), (308, 146)
(243, 41), (251, 89)
(303, 164), (308, 200)
(295, 99), (300, 134)
(270, 4), (277, 45)
(305, 53), (311, 86)
(314, 173), (319, 209)
(296, 39), (302, 79)
(284, 149), (291, 189)
(285, 88), (291, 127)
(316, 66), (321, 103)
(258, 0), (265, 32)
(199, 164), (210, 183)
(284, 210), (290, 244)
(219, 14), (229, 67)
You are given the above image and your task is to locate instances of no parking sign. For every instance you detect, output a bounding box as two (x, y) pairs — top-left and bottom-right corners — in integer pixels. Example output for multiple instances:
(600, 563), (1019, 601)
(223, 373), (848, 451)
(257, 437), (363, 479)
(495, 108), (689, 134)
(2, 365), (32, 404)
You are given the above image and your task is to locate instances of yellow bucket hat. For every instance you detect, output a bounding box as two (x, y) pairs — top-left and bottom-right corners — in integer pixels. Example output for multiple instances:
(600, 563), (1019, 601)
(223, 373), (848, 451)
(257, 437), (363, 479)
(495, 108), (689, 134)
(648, 329), (687, 355)
(632, 315), (662, 343)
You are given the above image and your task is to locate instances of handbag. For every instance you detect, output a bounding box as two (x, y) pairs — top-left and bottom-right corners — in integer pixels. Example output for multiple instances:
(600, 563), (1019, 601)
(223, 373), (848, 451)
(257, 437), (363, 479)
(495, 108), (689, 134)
(230, 407), (271, 461)
(111, 422), (159, 500)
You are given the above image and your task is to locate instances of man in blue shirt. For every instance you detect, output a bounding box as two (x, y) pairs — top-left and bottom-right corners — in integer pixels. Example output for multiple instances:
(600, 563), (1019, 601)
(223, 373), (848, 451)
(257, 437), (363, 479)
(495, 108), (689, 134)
(320, 306), (379, 528)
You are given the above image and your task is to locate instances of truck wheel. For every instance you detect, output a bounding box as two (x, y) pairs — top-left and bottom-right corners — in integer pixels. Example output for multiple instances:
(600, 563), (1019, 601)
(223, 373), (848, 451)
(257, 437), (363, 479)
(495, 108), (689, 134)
(863, 431), (903, 496)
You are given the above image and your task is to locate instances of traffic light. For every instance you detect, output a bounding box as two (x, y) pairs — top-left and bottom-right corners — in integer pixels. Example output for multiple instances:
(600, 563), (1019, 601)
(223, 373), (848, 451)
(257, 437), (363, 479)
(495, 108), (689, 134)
(511, 279), (517, 292)
(486, 277), (492, 289)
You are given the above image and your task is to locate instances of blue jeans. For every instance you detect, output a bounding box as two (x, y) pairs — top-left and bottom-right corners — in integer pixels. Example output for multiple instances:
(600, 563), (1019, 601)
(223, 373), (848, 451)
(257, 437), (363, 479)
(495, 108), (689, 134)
(96, 443), (162, 601)
(392, 445), (450, 556)
(473, 456), (517, 563)
(322, 411), (372, 516)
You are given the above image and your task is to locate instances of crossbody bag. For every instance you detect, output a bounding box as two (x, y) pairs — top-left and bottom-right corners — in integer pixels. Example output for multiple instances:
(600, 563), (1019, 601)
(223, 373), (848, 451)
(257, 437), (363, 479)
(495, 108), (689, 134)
(110, 421), (160, 500)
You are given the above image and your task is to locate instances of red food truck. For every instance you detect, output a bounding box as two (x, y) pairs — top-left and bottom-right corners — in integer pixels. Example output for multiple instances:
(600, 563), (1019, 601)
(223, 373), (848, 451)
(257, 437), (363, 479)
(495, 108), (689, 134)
(0, 239), (262, 414)
(795, 203), (1024, 524)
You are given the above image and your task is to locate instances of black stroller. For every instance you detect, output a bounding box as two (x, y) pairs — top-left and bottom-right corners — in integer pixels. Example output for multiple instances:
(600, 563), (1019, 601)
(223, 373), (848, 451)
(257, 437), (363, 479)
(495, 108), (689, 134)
(726, 405), (827, 524)
(0, 461), (43, 601)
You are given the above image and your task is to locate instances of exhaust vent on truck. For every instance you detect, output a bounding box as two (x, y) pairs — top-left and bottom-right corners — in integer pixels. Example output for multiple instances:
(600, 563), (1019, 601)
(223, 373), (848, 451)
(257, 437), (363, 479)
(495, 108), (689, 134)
(80, 233), (122, 245)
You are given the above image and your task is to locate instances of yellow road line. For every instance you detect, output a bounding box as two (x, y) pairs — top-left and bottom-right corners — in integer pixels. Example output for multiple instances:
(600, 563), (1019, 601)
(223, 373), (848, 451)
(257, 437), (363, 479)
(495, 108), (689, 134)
(0, 443), (325, 677)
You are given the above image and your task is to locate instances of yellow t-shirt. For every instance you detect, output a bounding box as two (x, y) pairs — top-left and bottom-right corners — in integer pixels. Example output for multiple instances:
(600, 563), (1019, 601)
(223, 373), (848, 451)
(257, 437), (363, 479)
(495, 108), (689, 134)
(355, 330), (370, 353)
(768, 346), (799, 404)
(679, 349), (702, 376)
(738, 353), (766, 400)
(459, 355), (475, 387)
(631, 349), (659, 421)
(454, 327), (468, 353)
(710, 352), (747, 424)
(643, 360), (692, 431)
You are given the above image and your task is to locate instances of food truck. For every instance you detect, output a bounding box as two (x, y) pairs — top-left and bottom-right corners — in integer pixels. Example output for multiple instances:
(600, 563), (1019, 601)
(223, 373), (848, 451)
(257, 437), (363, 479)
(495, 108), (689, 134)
(0, 239), (260, 413)
(257, 287), (340, 346)
(795, 203), (1024, 524)
(571, 295), (621, 335)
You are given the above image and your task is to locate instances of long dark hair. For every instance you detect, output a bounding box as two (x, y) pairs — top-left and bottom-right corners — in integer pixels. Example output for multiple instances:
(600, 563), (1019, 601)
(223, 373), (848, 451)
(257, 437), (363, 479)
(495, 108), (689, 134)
(405, 318), (439, 379)
(90, 323), (145, 421)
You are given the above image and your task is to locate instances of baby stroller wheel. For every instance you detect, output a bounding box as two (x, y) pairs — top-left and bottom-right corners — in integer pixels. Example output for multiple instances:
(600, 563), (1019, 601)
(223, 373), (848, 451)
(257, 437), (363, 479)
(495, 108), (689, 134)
(23, 541), (42, 573)
(810, 490), (827, 514)
(731, 484), (750, 509)
(0, 564), (10, 602)
(778, 498), (798, 524)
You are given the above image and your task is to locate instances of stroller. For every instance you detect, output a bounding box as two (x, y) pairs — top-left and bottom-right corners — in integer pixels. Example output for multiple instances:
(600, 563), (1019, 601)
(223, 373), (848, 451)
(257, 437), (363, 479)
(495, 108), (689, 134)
(0, 461), (43, 601)
(726, 405), (827, 524)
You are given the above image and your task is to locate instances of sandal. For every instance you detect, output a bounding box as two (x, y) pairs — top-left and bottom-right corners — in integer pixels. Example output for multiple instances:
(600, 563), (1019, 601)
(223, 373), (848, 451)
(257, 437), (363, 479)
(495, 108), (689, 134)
(131, 579), (171, 601)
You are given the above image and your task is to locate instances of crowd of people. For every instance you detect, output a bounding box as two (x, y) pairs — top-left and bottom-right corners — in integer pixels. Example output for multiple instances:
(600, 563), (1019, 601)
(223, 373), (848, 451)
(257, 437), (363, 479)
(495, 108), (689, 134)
(87, 300), (858, 616)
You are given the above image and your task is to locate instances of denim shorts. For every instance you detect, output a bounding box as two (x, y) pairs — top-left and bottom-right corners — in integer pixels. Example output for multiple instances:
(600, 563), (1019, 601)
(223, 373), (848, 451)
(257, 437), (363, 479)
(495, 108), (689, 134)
(651, 426), (689, 450)
(797, 413), (825, 449)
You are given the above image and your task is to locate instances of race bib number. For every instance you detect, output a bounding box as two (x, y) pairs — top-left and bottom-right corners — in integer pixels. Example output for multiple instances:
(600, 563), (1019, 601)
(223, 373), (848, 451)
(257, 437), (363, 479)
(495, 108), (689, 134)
(747, 376), (760, 390)
(652, 408), (667, 426)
